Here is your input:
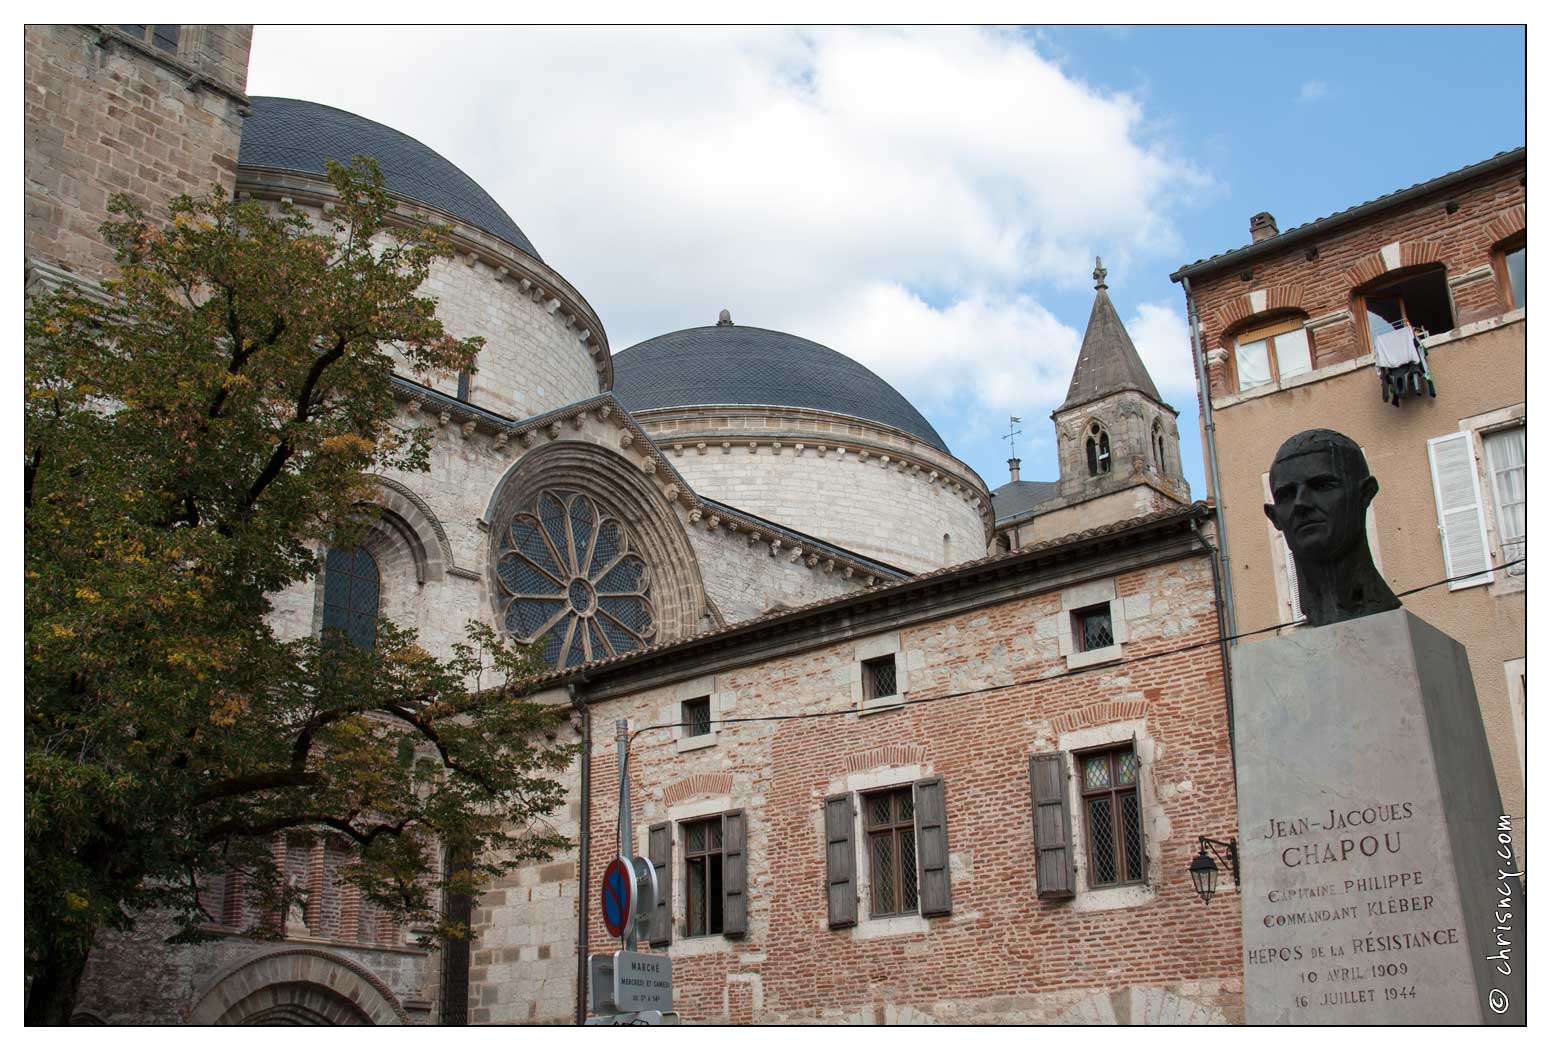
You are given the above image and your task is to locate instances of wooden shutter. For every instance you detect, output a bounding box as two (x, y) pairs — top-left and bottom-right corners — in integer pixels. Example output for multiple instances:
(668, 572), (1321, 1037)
(913, 778), (952, 917)
(1277, 532), (1305, 622)
(721, 809), (747, 938)
(824, 793), (857, 928)
(647, 822), (672, 946)
(1030, 752), (1076, 900)
(1428, 432), (1494, 589)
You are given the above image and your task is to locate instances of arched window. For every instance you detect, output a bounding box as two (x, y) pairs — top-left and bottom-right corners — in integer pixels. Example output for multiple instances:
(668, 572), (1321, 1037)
(494, 489), (656, 669)
(322, 547), (380, 649)
(1230, 314), (1312, 392)
(1085, 422), (1111, 476)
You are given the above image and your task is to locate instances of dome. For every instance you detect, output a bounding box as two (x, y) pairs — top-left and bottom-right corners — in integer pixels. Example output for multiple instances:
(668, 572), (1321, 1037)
(612, 320), (949, 453)
(239, 97), (541, 261)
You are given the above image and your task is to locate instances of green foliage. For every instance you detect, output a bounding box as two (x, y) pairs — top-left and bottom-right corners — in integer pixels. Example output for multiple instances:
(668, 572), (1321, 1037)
(24, 160), (574, 1001)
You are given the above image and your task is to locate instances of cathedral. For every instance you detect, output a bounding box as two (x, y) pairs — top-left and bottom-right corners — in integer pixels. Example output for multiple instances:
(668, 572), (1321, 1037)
(31, 27), (1244, 1026)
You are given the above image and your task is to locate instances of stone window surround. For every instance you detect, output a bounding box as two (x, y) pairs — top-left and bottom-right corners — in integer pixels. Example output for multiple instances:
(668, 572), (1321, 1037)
(1053, 578), (1130, 672)
(1209, 308), (1524, 412)
(833, 763), (931, 939)
(1055, 720), (1160, 913)
(1457, 403), (1527, 598)
(851, 631), (910, 715)
(666, 673), (735, 752)
(635, 793), (737, 956)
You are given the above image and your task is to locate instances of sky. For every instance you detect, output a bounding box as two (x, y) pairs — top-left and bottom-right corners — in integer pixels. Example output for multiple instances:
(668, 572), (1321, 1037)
(246, 25), (1526, 499)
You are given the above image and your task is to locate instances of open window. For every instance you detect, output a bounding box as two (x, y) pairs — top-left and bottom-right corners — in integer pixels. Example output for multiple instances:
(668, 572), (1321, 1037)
(1359, 266), (1455, 350)
(1496, 235), (1526, 312)
(1230, 314), (1312, 392)
(1085, 422), (1111, 476)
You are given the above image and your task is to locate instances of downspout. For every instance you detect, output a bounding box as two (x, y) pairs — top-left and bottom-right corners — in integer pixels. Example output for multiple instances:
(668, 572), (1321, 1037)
(568, 681), (591, 1026)
(1181, 276), (1239, 646)
(1192, 520), (1236, 775)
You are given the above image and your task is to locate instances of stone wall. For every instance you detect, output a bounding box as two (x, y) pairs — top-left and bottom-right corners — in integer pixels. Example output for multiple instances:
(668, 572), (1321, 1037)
(25, 24), (251, 280)
(481, 521), (1243, 1024)
(640, 406), (992, 573)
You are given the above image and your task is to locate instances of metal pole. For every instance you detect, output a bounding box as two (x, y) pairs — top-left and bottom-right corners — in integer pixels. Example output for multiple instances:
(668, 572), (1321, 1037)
(615, 718), (636, 951)
(1182, 276), (1239, 646)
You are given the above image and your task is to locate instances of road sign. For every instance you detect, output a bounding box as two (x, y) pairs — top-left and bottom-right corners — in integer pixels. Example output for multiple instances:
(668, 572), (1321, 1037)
(588, 953), (618, 1015)
(629, 854), (658, 937)
(601, 856), (633, 939)
(612, 949), (673, 1013)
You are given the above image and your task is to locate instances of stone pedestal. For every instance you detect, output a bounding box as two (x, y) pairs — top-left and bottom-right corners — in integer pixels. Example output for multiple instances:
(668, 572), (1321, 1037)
(1233, 609), (1524, 1025)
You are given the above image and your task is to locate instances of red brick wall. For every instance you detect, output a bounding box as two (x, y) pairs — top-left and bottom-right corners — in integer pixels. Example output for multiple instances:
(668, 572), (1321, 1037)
(1188, 164), (1525, 399)
(24, 24), (251, 281)
(566, 553), (1242, 1023)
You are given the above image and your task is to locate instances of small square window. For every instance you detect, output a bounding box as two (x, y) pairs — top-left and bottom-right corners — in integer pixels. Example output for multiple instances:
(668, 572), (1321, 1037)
(1072, 604), (1114, 652)
(862, 654), (898, 701)
(681, 696), (711, 738)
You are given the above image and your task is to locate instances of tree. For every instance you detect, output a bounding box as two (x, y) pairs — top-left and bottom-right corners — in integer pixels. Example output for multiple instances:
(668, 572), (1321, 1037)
(24, 161), (574, 1025)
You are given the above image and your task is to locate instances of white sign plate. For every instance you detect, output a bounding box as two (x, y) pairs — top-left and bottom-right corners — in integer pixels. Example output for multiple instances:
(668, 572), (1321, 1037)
(613, 950), (673, 1012)
(587, 954), (618, 1015)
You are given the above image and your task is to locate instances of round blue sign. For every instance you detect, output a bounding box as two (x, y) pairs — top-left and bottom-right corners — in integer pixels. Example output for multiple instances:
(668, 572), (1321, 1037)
(601, 856), (633, 938)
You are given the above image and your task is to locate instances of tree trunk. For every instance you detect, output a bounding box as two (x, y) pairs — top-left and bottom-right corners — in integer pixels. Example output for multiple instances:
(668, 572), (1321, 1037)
(25, 946), (91, 1026)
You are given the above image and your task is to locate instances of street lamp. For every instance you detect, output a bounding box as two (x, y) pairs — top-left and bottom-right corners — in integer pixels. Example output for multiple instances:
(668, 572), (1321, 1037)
(1188, 836), (1240, 905)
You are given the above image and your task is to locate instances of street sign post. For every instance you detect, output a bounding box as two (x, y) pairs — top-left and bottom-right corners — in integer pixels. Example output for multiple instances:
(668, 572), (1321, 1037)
(629, 854), (657, 939)
(600, 856), (633, 940)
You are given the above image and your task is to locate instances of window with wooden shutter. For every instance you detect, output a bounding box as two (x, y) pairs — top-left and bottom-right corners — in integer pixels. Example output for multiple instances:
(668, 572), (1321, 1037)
(1427, 432), (1494, 589)
(1276, 531), (1306, 622)
(1030, 752), (1075, 899)
(824, 793), (857, 928)
(647, 822), (672, 946)
(722, 809), (747, 937)
(684, 817), (723, 936)
(1078, 744), (1145, 886)
(914, 778), (951, 917)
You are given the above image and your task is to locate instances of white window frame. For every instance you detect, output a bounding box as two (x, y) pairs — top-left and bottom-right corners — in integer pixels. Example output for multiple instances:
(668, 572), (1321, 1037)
(1432, 406), (1524, 595)
(1481, 423), (1526, 582)
(1232, 316), (1312, 392)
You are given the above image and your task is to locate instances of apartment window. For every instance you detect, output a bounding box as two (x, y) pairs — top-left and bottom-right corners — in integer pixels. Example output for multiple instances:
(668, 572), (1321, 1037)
(119, 24), (181, 53)
(1072, 604), (1114, 652)
(681, 696), (712, 738)
(1078, 744), (1144, 886)
(1498, 237), (1526, 311)
(1484, 426), (1526, 574)
(321, 547), (380, 649)
(1360, 267), (1454, 350)
(1232, 316), (1312, 391)
(861, 654), (897, 701)
(1085, 422), (1111, 476)
(683, 817), (724, 937)
(864, 787), (918, 917)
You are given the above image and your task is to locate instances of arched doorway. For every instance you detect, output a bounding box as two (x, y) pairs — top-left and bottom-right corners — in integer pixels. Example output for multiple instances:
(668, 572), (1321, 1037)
(190, 949), (408, 1026)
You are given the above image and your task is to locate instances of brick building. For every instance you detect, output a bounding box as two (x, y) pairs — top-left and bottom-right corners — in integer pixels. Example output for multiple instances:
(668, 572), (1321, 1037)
(1169, 149), (1527, 859)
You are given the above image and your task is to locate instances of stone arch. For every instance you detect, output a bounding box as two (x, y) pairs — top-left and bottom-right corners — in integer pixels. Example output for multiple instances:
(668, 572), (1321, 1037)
(370, 475), (454, 582)
(311, 511), (423, 636)
(189, 948), (408, 1025)
(483, 440), (708, 651)
(1485, 206), (1526, 247)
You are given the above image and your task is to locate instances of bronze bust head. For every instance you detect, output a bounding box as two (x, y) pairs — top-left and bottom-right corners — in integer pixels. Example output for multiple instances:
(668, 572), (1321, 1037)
(1263, 429), (1401, 627)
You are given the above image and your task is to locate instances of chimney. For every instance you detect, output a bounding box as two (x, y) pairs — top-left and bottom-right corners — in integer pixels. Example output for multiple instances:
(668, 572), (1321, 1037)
(1249, 212), (1279, 243)
(1008, 457), (1021, 483)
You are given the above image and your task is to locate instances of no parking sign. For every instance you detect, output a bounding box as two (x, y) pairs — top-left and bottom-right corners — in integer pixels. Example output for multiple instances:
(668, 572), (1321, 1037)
(601, 856), (633, 939)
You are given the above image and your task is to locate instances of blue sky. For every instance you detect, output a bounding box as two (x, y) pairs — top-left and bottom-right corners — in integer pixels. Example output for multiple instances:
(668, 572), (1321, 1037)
(249, 26), (1526, 504)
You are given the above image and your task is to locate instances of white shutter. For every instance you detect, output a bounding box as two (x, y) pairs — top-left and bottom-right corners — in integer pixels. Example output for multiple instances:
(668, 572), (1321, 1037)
(1277, 532), (1305, 622)
(1427, 432), (1494, 589)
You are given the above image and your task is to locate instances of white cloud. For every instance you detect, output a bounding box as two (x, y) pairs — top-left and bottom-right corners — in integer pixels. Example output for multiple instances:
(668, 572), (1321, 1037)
(246, 26), (1208, 483)
(1124, 300), (1197, 401)
(1299, 79), (1329, 101)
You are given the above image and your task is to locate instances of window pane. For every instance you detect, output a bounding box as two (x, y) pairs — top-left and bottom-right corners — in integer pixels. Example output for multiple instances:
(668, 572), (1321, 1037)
(896, 787), (913, 822)
(1235, 338), (1272, 389)
(1088, 797), (1116, 884)
(152, 25), (180, 52)
(1274, 328), (1313, 379)
(1365, 294), (1406, 344)
(1485, 427), (1526, 569)
(1121, 791), (1144, 881)
(900, 830), (919, 911)
(687, 822), (705, 852)
(1507, 245), (1526, 309)
(1080, 608), (1113, 650)
(868, 793), (891, 826)
(709, 855), (724, 934)
(870, 833), (896, 914)
(1116, 749), (1137, 785)
(1084, 755), (1110, 790)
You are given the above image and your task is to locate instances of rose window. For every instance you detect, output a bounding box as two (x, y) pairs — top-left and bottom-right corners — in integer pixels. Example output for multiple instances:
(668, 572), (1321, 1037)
(495, 490), (656, 669)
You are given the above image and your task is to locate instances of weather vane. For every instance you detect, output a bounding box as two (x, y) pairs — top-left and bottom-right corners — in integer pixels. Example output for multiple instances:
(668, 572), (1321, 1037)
(1003, 415), (1023, 459)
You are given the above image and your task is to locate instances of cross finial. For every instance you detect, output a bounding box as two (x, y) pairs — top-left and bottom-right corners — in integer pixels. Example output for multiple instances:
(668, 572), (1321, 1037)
(1093, 256), (1108, 290)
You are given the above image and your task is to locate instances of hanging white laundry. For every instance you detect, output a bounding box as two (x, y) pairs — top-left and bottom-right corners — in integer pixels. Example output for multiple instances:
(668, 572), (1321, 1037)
(1373, 325), (1421, 368)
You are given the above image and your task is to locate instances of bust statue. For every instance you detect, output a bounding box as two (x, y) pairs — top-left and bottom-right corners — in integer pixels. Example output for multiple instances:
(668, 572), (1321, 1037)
(1263, 429), (1401, 627)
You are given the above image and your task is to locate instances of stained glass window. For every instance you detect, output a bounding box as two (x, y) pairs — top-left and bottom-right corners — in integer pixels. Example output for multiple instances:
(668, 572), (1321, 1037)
(494, 489), (656, 669)
(1079, 744), (1144, 886)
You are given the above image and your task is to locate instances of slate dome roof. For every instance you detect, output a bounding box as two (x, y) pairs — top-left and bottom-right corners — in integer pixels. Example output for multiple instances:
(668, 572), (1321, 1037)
(612, 319), (949, 453)
(238, 97), (541, 261)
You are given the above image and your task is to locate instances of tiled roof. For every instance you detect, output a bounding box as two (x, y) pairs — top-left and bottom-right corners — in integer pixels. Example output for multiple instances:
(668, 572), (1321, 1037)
(611, 322), (951, 453)
(1170, 147), (1526, 281)
(1057, 285), (1164, 413)
(525, 500), (1215, 689)
(239, 96), (541, 261)
(990, 478), (1061, 523)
